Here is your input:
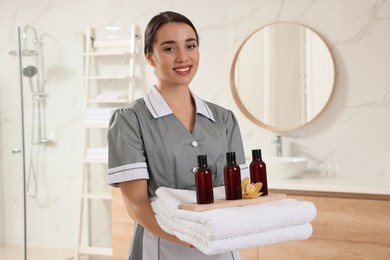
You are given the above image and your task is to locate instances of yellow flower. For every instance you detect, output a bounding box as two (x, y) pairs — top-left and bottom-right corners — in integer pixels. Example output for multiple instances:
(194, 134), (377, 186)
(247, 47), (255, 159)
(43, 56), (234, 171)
(241, 177), (263, 199)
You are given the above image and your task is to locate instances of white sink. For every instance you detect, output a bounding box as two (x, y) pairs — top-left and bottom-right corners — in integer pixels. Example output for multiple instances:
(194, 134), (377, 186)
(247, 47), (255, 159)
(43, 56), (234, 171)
(263, 157), (308, 179)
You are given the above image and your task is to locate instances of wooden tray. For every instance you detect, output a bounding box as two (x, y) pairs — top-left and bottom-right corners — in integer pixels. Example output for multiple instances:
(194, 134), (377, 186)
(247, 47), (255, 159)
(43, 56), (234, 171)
(179, 193), (287, 212)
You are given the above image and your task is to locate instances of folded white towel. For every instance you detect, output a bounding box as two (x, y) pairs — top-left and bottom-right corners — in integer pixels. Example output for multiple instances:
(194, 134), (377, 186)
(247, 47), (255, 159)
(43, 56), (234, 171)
(95, 94), (127, 100)
(152, 197), (313, 242)
(156, 206), (313, 255)
(193, 224), (313, 255)
(86, 147), (108, 154)
(86, 114), (112, 120)
(86, 108), (116, 115)
(152, 199), (205, 240)
(85, 119), (110, 125)
(153, 187), (316, 240)
(85, 154), (108, 160)
(152, 187), (316, 254)
(155, 186), (225, 208)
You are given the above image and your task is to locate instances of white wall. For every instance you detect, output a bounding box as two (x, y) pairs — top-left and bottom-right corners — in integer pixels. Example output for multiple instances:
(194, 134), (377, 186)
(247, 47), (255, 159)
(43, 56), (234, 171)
(0, 0), (389, 249)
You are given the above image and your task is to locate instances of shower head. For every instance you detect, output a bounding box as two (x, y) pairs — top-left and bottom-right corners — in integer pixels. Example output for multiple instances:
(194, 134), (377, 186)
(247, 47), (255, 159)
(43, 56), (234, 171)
(8, 49), (37, 56)
(9, 26), (40, 57)
(23, 65), (38, 77)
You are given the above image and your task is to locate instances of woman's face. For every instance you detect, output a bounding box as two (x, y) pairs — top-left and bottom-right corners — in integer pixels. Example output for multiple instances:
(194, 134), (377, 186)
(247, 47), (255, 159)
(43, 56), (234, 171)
(146, 22), (199, 88)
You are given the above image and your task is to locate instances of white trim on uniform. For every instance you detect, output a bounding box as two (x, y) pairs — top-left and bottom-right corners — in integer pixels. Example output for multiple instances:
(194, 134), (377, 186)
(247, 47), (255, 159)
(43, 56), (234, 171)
(108, 162), (149, 187)
(143, 86), (215, 122)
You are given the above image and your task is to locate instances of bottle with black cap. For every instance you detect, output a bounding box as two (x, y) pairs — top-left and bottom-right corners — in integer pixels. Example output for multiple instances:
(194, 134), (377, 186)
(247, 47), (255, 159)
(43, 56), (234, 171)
(249, 149), (268, 196)
(195, 155), (214, 204)
(224, 152), (242, 200)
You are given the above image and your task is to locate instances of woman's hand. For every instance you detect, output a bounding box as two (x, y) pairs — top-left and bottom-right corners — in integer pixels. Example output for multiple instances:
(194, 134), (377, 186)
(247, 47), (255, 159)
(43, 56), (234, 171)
(119, 179), (192, 247)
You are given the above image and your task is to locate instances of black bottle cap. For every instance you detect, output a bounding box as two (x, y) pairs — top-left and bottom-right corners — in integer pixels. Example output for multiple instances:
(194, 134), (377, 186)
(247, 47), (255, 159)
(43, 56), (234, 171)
(197, 155), (208, 166)
(252, 149), (262, 160)
(226, 152), (236, 163)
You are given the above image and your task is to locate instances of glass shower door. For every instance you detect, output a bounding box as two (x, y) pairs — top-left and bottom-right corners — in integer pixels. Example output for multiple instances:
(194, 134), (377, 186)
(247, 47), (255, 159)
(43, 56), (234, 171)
(20, 26), (84, 259)
(2, 25), (110, 260)
(0, 26), (27, 260)
(1, 25), (87, 260)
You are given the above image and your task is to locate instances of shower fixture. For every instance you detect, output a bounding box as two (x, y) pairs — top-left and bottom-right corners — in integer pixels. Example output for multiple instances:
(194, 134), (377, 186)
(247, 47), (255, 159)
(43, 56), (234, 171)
(9, 25), (41, 56)
(23, 65), (38, 77)
(10, 25), (51, 198)
(9, 49), (37, 56)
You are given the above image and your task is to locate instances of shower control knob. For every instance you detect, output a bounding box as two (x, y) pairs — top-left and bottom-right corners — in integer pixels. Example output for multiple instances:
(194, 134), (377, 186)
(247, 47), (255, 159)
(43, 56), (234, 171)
(23, 65), (37, 77)
(12, 148), (22, 154)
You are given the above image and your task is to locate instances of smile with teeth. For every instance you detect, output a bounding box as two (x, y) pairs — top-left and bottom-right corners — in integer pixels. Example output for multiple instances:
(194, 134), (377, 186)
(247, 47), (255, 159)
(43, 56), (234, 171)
(174, 66), (191, 72)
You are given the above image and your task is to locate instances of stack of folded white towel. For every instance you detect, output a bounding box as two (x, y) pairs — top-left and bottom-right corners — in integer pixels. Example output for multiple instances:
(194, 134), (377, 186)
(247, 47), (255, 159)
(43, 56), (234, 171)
(85, 107), (116, 125)
(151, 186), (317, 255)
(85, 147), (108, 160)
(95, 94), (128, 101)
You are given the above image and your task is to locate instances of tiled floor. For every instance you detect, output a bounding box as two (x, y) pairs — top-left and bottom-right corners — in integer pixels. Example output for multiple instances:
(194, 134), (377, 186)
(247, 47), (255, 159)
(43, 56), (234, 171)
(0, 246), (111, 260)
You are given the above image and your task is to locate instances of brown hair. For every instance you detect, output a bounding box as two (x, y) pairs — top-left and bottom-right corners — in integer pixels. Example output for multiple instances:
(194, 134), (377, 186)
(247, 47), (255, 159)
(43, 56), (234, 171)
(144, 11), (199, 55)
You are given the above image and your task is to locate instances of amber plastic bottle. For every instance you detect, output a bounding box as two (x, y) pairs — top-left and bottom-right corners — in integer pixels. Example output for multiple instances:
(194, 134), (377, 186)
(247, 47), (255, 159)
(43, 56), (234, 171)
(249, 149), (268, 196)
(195, 155), (214, 204)
(224, 152), (242, 200)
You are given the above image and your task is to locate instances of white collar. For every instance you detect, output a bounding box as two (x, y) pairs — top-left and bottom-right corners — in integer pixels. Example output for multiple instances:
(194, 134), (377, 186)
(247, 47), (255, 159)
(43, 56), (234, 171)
(143, 86), (215, 122)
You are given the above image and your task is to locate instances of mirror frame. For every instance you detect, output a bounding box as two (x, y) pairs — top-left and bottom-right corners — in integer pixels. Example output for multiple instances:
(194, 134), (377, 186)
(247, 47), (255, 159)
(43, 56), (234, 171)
(230, 22), (336, 132)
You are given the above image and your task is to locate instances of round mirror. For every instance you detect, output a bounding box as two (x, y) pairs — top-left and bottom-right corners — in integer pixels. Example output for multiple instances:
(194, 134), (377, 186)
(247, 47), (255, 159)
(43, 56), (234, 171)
(230, 22), (335, 131)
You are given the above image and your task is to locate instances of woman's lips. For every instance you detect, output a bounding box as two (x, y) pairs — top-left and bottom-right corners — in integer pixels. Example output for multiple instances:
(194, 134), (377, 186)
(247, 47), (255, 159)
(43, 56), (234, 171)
(174, 65), (192, 75)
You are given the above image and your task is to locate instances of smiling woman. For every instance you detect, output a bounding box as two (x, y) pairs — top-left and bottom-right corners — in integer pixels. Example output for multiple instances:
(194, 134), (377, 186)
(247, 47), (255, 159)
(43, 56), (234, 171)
(107, 11), (247, 260)
(145, 21), (200, 115)
(145, 21), (199, 134)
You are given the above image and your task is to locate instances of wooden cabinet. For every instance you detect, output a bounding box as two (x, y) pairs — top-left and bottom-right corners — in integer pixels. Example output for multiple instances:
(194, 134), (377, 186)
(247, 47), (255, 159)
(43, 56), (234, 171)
(239, 248), (258, 260)
(255, 191), (390, 260)
(111, 189), (390, 259)
(112, 188), (134, 260)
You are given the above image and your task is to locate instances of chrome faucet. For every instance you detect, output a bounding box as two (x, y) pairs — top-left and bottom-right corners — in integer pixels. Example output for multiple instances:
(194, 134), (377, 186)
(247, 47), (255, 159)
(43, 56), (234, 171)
(273, 135), (282, 157)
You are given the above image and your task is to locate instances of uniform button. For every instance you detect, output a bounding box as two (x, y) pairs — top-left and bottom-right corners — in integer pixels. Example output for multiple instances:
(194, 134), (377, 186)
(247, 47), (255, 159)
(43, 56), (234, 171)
(192, 167), (198, 173)
(191, 141), (198, 147)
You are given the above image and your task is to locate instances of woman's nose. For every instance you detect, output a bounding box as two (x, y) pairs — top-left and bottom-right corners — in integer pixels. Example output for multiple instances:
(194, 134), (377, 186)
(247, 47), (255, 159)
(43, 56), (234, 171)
(175, 48), (188, 62)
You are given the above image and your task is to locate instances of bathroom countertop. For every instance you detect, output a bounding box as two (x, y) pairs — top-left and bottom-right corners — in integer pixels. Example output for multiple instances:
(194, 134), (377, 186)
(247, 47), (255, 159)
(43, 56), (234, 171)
(268, 173), (390, 198)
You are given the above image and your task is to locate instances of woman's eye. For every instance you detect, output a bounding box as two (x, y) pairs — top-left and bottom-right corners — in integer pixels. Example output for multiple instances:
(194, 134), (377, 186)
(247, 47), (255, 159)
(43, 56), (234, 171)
(187, 44), (197, 50)
(164, 47), (175, 52)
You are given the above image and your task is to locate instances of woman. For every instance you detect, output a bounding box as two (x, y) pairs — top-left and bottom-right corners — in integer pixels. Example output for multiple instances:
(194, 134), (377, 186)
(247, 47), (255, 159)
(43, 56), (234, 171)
(107, 11), (247, 260)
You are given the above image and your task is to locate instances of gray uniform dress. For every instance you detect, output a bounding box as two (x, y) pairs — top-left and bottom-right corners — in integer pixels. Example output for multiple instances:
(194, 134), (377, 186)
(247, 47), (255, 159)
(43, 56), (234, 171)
(108, 86), (247, 260)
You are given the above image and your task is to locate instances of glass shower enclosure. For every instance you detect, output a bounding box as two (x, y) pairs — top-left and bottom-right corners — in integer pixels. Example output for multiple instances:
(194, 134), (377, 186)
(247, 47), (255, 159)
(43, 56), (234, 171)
(0, 26), (110, 259)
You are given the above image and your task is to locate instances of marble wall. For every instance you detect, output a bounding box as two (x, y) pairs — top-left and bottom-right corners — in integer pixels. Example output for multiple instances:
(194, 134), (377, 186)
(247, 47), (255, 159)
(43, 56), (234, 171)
(0, 0), (389, 249)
